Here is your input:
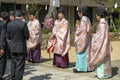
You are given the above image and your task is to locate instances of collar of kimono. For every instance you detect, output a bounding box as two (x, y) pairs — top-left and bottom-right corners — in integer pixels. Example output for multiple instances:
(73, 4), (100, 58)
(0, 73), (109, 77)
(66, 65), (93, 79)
(100, 18), (105, 23)
(30, 18), (36, 22)
(82, 16), (87, 18)
(81, 16), (87, 21)
(58, 18), (65, 22)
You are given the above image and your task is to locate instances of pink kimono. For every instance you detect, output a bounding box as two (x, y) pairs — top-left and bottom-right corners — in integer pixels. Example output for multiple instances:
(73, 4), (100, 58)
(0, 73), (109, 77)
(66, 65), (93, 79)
(90, 18), (112, 78)
(74, 16), (93, 71)
(47, 18), (70, 68)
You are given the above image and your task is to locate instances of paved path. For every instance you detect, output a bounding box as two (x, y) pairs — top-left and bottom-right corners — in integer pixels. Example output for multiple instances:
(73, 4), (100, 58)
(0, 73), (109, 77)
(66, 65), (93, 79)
(4, 58), (120, 80)
(4, 41), (120, 80)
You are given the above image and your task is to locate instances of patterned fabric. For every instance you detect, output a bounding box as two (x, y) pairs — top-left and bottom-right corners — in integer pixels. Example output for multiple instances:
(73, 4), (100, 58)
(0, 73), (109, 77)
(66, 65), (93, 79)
(27, 19), (41, 49)
(53, 53), (69, 68)
(96, 61), (112, 79)
(27, 19), (41, 62)
(47, 18), (70, 56)
(27, 44), (41, 63)
(74, 16), (92, 71)
(90, 18), (112, 78)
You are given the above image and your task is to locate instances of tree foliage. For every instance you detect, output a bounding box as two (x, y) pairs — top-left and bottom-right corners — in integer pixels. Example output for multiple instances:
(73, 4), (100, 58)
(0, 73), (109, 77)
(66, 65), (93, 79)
(94, 0), (116, 8)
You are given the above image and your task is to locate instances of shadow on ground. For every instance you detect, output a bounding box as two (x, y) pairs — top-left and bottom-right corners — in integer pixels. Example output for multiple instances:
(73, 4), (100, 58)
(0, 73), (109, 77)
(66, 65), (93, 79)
(40, 58), (53, 63)
(112, 67), (119, 77)
(24, 64), (37, 76)
(29, 74), (52, 80)
(111, 59), (120, 78)
(68, 62), (75, 68)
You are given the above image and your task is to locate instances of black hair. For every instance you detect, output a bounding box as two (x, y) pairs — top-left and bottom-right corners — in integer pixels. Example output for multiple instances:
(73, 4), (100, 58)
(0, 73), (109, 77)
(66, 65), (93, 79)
(1, 12), (9, 20)
(9, 11), (15, 16)
(15, 10), (24, 17)
(96, 5), (107, 18)
(22, 10), (25, 16)
(29, 9), (36, 16)
(78, 4), (88, 16)
(58, 7), (65, 14)
(96, 12), (107, 18)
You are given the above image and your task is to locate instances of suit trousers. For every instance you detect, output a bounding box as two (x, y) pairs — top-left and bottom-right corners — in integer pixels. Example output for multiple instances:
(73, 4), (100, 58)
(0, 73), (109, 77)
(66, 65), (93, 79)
(0, 53), (7, 77)
(11, 53), (25, 80)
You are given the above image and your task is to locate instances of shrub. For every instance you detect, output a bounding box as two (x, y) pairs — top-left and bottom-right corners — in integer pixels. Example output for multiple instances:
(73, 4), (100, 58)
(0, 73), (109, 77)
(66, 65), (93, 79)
(114, 18), (120, 30)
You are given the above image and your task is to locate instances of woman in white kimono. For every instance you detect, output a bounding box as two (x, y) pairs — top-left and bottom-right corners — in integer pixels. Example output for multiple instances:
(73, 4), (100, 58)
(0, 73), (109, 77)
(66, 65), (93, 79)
(89, 6), (112, 79)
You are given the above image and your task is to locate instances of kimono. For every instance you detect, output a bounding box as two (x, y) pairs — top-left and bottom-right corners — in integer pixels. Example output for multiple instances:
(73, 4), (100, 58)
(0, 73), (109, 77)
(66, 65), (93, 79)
(47, 18), (70, 68)
(74, 16), (93, 71)
(27, 19), (42, 63)
(90, 18), (112, 79)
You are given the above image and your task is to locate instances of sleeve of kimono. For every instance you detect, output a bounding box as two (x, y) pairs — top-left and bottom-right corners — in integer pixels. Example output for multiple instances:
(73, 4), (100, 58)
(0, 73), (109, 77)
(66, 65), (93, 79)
(82, 17), (91, 33)
(91, 23), (107, 65)
(23, 23), (29, 40)
(36, 21), (42, 44)
(47, 21), (58, 52)
(76, 17), (88, 36)
(75, 20), (88, 53)
(78, 31), (87, 53)
(92, 25), (104, 43)
(62, 28), (70, 56)
(55, 21), (70, 56)
(55, 21), (68, 41)
(47, 34), (57, 53)
(35, 21), (41, 35)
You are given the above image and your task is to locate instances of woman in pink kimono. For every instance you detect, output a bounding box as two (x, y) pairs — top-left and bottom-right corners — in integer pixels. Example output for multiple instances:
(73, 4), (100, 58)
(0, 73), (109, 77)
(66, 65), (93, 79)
(27, 10), (42, 63)
(73, 5), (93, 73)
(47, 7), (70, 68)
(89, 6), (112, 79)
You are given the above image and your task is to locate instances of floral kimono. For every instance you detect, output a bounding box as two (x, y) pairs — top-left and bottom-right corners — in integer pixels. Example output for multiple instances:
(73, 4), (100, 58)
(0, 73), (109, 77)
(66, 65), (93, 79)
(47, 18), (70, 68)
(74, 16), (93, 71)
(27, 19), (42, 63)
(90, 18), (112, 79)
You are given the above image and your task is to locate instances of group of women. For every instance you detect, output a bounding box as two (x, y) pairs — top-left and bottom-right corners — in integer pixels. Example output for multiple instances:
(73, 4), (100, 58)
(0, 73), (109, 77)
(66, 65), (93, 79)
(47, 5), (112, 79)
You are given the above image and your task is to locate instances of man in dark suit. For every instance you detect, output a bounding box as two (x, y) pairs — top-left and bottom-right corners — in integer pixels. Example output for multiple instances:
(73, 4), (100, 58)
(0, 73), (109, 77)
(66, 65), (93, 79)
(0, 12), (9, 80)
(0, 19), (4, 80)
(7, 10), (29, 80)
(0, 12), (4, 80)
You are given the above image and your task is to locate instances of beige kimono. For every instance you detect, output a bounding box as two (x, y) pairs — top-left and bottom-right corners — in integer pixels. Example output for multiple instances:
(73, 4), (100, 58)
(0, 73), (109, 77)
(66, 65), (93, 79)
(27, 19), (41, 49)
(74, 16), (92, 71)
(90, 18), (112, 78)
(47, 18), (70, 56)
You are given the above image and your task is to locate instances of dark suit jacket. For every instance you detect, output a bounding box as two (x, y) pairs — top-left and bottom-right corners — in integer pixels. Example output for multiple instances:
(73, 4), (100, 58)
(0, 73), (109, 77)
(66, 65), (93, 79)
(0, 20), (3, 49)
(7, 19), (29, 53)
(0, 20), (9, 50)
(0, 20), (4, 49)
